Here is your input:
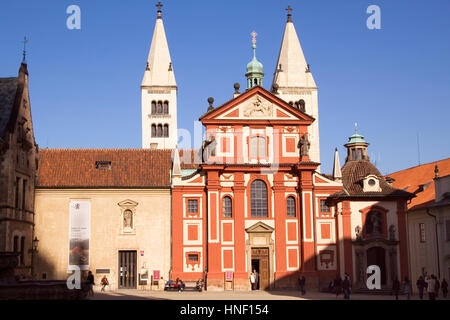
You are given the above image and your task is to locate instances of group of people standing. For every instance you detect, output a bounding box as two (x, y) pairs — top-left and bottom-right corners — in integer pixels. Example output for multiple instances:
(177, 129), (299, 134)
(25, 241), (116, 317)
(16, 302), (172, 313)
(415, 275), (448, 300)
(329, 273), (352, 299)
(392, 275), (448, 300)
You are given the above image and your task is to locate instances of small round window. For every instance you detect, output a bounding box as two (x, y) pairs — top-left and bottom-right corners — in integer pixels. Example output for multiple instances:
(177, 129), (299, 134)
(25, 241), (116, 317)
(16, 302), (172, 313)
(368, 179), (376, 186)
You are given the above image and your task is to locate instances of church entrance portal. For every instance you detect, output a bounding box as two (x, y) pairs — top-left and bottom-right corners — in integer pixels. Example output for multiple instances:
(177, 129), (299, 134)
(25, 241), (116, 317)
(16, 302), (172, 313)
(366, 247), (387, 285)
(251, 248), (269, 290)
(118, 250), (137, 289)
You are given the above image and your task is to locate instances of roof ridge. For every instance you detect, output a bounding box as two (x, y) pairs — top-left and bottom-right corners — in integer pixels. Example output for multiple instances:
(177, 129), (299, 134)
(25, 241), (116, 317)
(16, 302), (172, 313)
(388, 157), (450, 175)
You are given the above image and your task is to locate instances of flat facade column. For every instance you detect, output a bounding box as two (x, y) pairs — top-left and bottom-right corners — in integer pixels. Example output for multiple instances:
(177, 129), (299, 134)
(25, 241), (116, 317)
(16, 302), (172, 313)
(299, 170), (315, 273)
(396, 200), (409, 280)
(171, 188), (184, 279)
(273, 172), (287, 279)
(341, 200), (354, 280)
(232, 172), (248, 290)
(205, 171), (223, 290)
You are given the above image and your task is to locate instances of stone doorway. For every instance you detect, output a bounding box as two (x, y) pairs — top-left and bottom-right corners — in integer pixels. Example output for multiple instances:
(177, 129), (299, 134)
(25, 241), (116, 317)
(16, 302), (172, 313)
(251, 248), (270, 290)
(367, 246), (387, 285)
(245, 222), (274, 290)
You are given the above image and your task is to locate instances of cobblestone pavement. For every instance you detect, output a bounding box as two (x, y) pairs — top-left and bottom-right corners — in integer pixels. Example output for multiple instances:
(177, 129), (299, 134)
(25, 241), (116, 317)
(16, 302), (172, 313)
(91, 288), (450, 300)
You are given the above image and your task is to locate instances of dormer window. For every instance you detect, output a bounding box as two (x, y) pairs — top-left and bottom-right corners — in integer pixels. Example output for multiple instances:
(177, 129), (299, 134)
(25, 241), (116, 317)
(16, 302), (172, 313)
(363, 174), (381, 192)
(95, 161), (111, 170)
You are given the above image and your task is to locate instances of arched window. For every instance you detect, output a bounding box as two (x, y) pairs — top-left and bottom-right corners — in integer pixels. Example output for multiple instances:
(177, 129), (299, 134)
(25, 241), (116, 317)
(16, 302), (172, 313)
(163, 124), (169, 137)
(151, 124), (156, 137)
(286, 196), (296, 217)
(223, 196), (232, 218)
(163, 101), (169, 114)
(298, 99), (306, 112)
(20, 236), (25, 265)
(157, 101), (162, 114)
(157, 124), (162, 137)
(151, 101), (156, 114)
(289, 101), (294, 106)
(251, 180), (268, 217)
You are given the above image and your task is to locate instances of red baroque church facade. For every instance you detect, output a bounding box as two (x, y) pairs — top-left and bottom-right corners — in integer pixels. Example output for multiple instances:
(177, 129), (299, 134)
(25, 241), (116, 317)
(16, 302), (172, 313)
(172, 86), (345, 290)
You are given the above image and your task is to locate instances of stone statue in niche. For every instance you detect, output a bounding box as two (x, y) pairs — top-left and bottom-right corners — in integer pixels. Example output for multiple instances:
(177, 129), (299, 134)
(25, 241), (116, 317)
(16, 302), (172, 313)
(370, 212), (382, 235)
(123, 210), (133, 231)
(298, 134), (310, 157)
(389, 225), (396, 241)
(355, 225), (362, 240)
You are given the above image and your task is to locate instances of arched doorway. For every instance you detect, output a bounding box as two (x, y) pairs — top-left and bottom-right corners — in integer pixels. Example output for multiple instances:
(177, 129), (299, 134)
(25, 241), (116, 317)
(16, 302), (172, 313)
(366, 247), (387, 285)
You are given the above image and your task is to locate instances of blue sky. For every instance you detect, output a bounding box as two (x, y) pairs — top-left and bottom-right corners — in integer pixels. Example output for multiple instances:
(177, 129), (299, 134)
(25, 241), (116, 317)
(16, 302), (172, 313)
(1, 0), (449, 175)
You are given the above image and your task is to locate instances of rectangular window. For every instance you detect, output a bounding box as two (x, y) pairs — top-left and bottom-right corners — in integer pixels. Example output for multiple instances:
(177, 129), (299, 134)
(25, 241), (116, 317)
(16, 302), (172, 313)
(188, 254), (199, 262)
(22, 179), (27, 211)
(320, 199), (330, 213)
(419, 223), (426, 243)
(187, 199), (198, 213)
(446, 220), (450, 241)
(250, 136), (266, 158)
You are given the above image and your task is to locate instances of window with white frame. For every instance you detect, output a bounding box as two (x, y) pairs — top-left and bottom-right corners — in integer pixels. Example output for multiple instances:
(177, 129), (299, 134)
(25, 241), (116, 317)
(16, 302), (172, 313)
(188, 199), (198, 214)
(419, 223), (426, 243)
(250, 136), (266, 158)
(287, 196), (296, 217)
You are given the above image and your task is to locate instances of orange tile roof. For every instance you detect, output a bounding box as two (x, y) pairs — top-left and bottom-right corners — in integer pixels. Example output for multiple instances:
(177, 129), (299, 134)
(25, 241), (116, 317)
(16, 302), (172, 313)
(37, 149), (172, 188)
(387, 158), (450, 211)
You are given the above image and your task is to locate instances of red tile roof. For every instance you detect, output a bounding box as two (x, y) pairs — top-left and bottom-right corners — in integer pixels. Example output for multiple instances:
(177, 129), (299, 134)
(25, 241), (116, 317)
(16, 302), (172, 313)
(387, 158), (450, 211)
(37, 149), (172, 188)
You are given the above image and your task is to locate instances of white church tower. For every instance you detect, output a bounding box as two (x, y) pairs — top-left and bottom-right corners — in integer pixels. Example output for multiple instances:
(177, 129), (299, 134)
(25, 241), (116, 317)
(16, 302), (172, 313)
(141, 2), (178, 149)
(272, 6), (320, 167)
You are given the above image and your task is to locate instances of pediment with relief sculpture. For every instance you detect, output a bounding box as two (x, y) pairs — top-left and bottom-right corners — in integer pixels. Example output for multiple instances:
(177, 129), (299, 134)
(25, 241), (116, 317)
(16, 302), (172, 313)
(199, 86), (315, 124)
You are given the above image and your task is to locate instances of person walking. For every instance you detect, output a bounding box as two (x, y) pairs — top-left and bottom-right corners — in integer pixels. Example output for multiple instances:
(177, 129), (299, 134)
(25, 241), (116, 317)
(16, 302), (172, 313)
(416, 276), (426, 300)
(298, 276), (306, 295)
(435, 277), (440, 298)
(333, 275), (342, 298)
(425, 275), (436, 300)
(87, 271), (95, 297)
(342, 275), (351, 299)
(250, 271), (256, 291)
(403, 277), (412, 300)
(392, 277), (400, 300)
(441, 279), (448, 298)
(100, 275), (109, 292)
(254, 269), (259, 290)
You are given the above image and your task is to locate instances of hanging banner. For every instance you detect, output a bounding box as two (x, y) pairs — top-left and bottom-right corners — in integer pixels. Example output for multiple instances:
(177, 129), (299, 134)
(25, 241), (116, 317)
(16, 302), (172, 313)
(68, 200), (91, 271)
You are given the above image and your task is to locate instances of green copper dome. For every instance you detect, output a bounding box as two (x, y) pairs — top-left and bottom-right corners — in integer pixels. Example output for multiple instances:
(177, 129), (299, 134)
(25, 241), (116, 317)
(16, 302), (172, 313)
(347, 133), (368, 145)
(246, 40), (264, 89)
(247, 45), (263, 73)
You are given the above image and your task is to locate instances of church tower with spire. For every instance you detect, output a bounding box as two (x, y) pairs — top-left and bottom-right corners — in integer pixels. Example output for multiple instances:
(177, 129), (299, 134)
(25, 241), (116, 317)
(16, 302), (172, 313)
(272, 6), (320, 167)
(141, 2), (178, 149)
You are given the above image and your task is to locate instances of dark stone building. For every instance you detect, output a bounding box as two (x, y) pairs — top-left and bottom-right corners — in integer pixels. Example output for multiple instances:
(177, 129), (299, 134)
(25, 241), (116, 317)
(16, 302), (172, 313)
(0, 62), (38, 278)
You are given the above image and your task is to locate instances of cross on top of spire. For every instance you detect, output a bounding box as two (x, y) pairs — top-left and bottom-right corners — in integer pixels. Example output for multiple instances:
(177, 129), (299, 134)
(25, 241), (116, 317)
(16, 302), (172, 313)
(22, 36), (28, 63)
(156, 1), (163, 19)
(286, 5), (293, 22)
(251, 31), (258, 45)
